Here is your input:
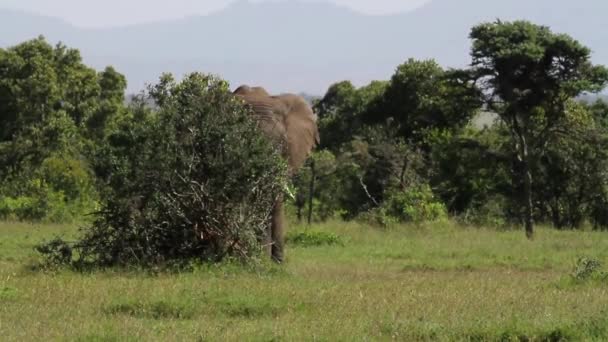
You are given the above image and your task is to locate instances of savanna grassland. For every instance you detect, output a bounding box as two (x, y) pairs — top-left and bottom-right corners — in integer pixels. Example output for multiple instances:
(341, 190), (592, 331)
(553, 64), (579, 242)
(1, 221), (608, 341)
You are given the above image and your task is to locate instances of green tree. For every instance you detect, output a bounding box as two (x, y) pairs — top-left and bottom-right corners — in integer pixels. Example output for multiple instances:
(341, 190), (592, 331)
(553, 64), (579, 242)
(0, 37), (127, 222)
(364, 59), (480, 145)
(469, 20), (608, 237)
(429, 126), (512, 223)
(0, 37), (127, 175)
(86, 66), (128, 140)
(315, 80), (388, 151)
(533, 100), (608, 229)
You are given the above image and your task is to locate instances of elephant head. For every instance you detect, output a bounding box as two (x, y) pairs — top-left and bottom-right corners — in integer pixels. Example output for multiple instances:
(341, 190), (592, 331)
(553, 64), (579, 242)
(233, 85), (319, 262)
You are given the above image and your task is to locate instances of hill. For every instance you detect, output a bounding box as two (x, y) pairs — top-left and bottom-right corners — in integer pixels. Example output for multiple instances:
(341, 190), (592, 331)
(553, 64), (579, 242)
(1, 0), (607, 94)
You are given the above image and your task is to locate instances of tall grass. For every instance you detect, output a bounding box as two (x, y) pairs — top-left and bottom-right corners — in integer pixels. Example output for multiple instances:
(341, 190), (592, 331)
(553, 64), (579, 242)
(1, 221), (607, 340)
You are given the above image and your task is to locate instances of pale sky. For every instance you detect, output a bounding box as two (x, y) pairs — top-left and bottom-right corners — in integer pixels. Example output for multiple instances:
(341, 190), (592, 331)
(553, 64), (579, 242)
(0, 0), (431, 28)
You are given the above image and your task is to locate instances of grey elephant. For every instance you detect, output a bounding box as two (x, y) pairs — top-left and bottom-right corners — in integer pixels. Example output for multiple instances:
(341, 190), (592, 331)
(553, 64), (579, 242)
(233, 85), (319, 263)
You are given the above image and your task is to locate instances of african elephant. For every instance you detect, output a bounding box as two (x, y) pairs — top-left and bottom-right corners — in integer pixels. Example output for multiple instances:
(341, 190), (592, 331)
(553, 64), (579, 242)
(233, 85), (319, 263)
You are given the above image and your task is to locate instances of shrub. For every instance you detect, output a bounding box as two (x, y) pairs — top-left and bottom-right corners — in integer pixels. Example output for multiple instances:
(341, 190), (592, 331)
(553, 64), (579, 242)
(0, 158), (98, 223)
(383, 185), (447, 223)
(286, 230), (343, 247)
(456, 195), (508, 228)
(38, 73), (288, 267)
(571, 257), (607, 282)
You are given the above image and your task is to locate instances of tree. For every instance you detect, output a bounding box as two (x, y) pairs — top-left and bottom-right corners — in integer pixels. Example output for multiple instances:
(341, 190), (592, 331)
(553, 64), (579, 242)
(315, 80), (388, 151)
(86, 66), (128, 140)
(429, 126), (512, 220)
(0, 37), (127, 176)
(0, 37), (127, 222)
(364, 59), (480, 145)
(469, 20), (608, 238)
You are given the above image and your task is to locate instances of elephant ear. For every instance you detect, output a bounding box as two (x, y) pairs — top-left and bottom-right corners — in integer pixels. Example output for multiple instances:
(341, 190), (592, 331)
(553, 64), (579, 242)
(235, 89), (319, 173)
(277, 94), (320, 171)
(237, 94), (288, 148)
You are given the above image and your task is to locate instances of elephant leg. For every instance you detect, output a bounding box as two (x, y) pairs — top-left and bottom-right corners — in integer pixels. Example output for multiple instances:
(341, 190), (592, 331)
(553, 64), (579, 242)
(270, 196), (285, 263)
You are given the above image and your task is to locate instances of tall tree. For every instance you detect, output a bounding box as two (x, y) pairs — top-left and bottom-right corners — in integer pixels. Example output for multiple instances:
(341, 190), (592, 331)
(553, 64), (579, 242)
(364, 58), (480, 145)
(315, 80), (388, 151)
(0, 37), (127, 175)
(469, 20), (608, 237)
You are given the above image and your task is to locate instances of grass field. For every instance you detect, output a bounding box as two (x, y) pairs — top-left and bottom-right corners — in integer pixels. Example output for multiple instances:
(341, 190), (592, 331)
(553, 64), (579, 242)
(1, 221), (608, 341)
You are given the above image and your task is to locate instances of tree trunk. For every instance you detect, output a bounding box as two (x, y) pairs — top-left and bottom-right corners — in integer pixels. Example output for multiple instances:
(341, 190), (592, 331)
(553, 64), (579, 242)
(296, 205), (302, 223)
(523, 162), (534, 239)
(521, 137), (534, 239)
(550, 201), (561, 229)
(307, 160), (316, 225)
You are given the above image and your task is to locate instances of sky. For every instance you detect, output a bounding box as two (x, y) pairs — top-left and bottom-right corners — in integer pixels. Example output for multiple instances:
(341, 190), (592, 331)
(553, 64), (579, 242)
(0, 0), (431, 28)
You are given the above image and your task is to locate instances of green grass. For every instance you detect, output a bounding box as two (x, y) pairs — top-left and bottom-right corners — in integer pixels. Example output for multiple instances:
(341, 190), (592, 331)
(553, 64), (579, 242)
(1, 220), (608, 340)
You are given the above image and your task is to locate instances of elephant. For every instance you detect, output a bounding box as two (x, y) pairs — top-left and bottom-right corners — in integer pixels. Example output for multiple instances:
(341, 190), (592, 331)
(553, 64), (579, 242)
(233, 85), (319, 263)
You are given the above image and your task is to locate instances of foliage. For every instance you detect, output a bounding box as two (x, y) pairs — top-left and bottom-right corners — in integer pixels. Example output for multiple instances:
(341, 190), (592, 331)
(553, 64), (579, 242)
(333, 134), (428, 219)
(286, 230), (343, 247)
(363, 59), (481, 145)
(38, 73), (288, 267)
(429, 126), (511, 215)
(532, 101), (608, 229)
(359, 185), (447, 226)
(468, 20), (608, 236)
(383, 185), (447, 223)
(0, 155), (98, 223)
(314, 80), (388, 151)
(571, 257), (607, 283)
(456, 195), (509, 228)
(0, 37), (126, 222)
(291, 150), (343, 222)
(34, 237), (73, 266)
(4, 24), (608, 234)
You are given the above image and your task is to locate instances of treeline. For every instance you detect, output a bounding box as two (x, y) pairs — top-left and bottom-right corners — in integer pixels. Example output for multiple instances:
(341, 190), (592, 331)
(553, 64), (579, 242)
(292, 20), (608, 237)
(0, 36), (127, 223)
(2, 20), (608, 240)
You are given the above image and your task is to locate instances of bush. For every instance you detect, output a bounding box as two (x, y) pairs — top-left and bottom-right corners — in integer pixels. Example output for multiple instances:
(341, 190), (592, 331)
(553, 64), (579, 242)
(383, 185), (447, 223)
(286, 230), (343, 247)
(38, 73), (288, 268)
(571, 257), (607, 282)
(456, 195), (508, 228)
(356, 185), (447, 227)
(0, 155), (98, 223)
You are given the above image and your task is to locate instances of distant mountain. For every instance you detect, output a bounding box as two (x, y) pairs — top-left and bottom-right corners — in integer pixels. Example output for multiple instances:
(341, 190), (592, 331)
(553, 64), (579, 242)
(1, 0), (607, 94)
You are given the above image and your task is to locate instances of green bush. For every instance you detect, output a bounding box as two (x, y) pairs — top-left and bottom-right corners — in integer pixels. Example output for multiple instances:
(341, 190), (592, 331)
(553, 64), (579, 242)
(0, 195), (39, 221)
(0, 154), (98, 223)
(571, 257), (607, 282)
(356, 184), (447, 227)
(456, 195), (508, 228)
(384, 185), (447, 223)
(286, 230), (343, 247)
(38, 73), (288, 267)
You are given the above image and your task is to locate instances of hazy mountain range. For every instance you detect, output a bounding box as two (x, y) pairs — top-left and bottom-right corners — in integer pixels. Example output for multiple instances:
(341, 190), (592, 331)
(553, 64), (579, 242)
(1, 0), (607, 94)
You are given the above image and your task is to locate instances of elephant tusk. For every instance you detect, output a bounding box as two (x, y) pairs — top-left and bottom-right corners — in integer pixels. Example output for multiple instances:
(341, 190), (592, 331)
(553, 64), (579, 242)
(284, 183), (295, 200)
